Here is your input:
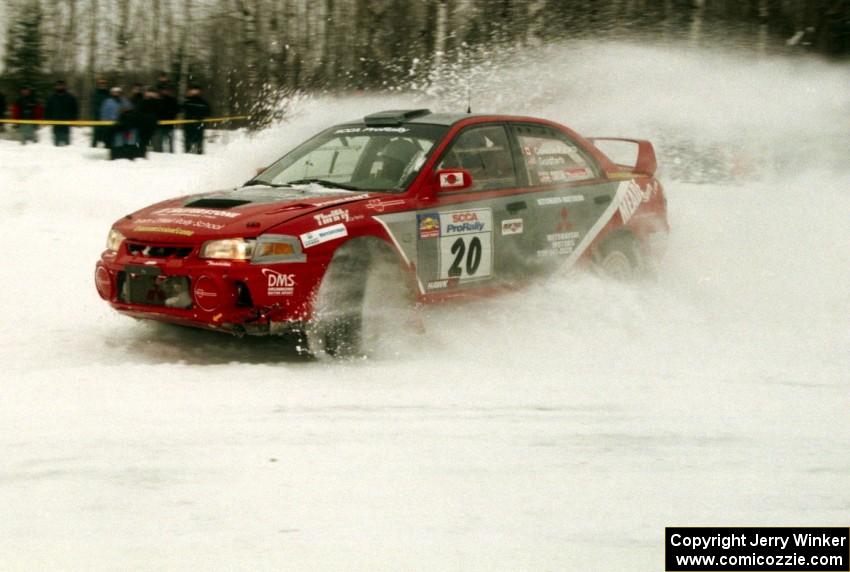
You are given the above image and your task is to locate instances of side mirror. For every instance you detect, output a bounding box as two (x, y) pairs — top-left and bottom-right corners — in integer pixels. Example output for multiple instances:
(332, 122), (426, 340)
(436, 169), (473, 192)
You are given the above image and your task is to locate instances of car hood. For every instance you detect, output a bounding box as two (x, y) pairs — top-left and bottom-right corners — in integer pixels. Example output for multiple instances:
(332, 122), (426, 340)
(115, 185), (371, 242)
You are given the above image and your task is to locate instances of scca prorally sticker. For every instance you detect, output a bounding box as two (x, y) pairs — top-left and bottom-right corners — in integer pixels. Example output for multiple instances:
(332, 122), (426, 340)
(501, 218), (523, 235)
(261, 268), (296, 296)
(439, 208), (492, 236)
(300, 224), (348, 249)
(438, 208), (493, 281)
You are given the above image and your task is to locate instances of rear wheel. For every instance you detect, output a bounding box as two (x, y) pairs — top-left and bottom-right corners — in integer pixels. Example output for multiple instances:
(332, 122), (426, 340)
(593, 233), (648, 282)
(307, 241), (419, 358)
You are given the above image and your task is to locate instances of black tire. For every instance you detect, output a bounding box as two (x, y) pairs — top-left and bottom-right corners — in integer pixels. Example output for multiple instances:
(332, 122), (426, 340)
(307, 241), (418, 358)
(592, 233), (649, 282)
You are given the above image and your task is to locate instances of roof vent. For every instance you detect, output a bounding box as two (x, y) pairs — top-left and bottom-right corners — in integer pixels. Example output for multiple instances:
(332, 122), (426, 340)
(363, 109), (431, 126)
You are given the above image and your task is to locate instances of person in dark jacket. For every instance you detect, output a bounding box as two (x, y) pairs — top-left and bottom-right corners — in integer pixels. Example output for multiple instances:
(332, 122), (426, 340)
(130, 83), (144, 109)
(153, 85), (178, 152)
(91, 77), (110, 147)
(182, 85), (211, 154)
(135, 87), (160, 157)
(11, 87), (43, 144)
(154, 73), (170, 92)
(45, 80), (79, 146)
(0, 91), (7, 133)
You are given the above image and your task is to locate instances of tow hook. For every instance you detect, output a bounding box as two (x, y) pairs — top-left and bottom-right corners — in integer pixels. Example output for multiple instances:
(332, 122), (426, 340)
(244, 304), (281, 325)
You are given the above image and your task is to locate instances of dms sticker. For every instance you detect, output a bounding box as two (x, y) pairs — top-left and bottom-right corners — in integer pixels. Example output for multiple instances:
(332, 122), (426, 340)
(417, 213), (440, 238)
(300, 224), (348, 249)
(261, 268), (296, 296)
(501, 218), (524, 235)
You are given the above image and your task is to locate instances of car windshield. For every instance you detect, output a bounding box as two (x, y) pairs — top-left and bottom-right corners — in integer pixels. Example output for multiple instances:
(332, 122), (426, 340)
(251, 123), (449, 193)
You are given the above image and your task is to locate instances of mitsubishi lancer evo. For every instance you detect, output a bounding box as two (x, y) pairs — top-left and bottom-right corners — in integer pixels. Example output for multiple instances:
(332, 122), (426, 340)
(95, 109), (668, 356)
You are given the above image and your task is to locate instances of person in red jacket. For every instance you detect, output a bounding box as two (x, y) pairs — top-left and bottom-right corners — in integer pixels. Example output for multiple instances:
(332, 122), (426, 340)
(11, 86), (43, 145)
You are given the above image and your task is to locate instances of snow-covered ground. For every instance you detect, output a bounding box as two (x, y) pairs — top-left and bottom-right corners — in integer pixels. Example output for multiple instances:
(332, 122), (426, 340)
(1, 44), (848, 570)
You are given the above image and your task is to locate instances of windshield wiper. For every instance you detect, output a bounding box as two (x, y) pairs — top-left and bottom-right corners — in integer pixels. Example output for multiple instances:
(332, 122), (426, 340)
(286, 178), (362, 191)
(242, 180), (292, 188)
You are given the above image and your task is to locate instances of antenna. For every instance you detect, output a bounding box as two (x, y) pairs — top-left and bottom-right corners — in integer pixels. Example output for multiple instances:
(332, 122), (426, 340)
(463, 41), (472, 114)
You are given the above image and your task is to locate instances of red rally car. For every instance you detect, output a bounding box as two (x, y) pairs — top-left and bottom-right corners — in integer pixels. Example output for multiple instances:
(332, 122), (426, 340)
(95, 109), (668, 355)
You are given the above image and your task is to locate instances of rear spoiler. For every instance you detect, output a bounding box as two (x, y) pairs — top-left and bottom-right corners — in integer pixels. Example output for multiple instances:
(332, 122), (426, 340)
(588, 137), (657, 177)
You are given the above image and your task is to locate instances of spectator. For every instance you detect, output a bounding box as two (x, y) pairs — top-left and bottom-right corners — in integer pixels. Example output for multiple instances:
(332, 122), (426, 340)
(154, 72), (171, 92)
(130, 83), (144, 109)
(0, 90), (7, 133)
(182, 85), (211, 154)
(153, 85), (178, 153)
(101, 87), (134, 159)
(45, 80), (80, 146)
(91, 77), (110, 147)
(136, 87), (160, 156)
(11, 87), (43, 145)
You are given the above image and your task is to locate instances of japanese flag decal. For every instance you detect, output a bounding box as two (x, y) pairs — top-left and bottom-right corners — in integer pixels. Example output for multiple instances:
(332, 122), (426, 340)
(439, 172), (464, 188)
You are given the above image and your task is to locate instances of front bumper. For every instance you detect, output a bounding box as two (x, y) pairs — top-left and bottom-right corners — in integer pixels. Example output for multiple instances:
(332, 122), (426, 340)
(95, 247), (308, 336)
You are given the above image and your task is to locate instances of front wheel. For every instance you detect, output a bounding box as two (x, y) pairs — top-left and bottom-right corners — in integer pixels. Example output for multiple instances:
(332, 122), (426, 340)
(307, 241), (420, 358)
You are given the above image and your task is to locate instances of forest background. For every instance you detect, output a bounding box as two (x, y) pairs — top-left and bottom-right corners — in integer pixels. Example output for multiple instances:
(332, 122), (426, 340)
(2, 0), (849, 125)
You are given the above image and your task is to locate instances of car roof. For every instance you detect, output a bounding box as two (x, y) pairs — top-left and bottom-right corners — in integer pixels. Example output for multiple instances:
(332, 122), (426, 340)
(407, 112), (483, 126)
(343, 109), (527, 128)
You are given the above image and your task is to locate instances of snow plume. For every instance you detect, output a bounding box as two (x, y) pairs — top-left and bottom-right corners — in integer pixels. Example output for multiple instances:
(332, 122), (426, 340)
(0, 41), (848, 570)
(254, 41), (849, 182)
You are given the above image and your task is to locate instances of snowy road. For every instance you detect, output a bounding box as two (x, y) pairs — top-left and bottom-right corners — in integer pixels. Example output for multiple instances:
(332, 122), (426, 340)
(1, 45), (848, 570)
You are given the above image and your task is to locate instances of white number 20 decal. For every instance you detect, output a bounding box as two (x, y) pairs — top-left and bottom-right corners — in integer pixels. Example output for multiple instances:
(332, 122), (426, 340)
(449, 236), (482, 276)
(439, 233), (492, 280)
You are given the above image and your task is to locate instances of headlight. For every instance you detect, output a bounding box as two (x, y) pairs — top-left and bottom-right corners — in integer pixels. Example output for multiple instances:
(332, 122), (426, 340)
(199, 238), (255, 260)
(199, 235), (306, 262)
(106, 228), (125, 252)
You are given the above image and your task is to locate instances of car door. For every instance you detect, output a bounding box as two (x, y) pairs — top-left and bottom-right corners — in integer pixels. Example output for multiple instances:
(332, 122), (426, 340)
(509, 122), (618, 269)
(416, 123), (534, 293)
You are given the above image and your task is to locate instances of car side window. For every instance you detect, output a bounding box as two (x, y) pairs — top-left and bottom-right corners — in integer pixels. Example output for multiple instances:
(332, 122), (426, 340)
(514, 124), (597, 186)
(437, 125), (517, 191)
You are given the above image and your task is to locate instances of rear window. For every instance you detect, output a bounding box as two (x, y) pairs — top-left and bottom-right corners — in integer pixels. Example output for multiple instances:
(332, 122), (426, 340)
(514, 124), (598, 186)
